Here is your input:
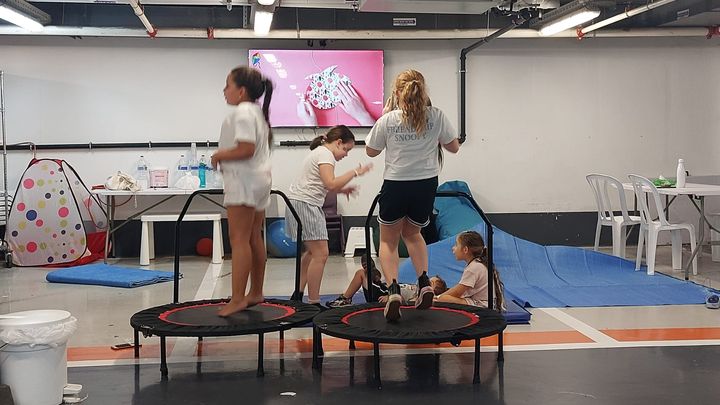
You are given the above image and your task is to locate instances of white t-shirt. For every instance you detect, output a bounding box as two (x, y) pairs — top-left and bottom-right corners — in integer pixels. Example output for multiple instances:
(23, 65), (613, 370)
(218, 102), (271, 176)
(459, 260), (489, 307)
(287, 146), (336, 207)
(365, 106), (457, 181)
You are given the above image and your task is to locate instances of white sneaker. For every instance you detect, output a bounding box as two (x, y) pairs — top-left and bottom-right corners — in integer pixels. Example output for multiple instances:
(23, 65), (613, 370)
(384, 293), (402, 321)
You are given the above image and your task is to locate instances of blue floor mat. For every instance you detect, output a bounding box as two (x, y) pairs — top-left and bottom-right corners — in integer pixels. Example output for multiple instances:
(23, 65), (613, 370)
(267, 293), (530, 324)
(46, 264), (175, 288)
(399, 222), (718, 308)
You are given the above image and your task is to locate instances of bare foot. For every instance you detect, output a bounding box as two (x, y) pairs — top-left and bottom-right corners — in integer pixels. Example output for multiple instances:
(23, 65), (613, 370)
(246, 294), (265, 307)
(218, 299), (248, 317)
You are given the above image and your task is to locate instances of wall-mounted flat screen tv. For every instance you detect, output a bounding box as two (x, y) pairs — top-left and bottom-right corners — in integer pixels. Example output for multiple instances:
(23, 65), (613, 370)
(249, 49), (384, 127)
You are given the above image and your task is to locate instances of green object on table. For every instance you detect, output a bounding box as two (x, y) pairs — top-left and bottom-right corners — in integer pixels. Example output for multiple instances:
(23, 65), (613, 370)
(652, 178), (676, 188)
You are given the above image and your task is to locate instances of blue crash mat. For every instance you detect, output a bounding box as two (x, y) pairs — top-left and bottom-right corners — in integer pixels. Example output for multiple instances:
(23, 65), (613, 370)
(46, 263), (175, 288)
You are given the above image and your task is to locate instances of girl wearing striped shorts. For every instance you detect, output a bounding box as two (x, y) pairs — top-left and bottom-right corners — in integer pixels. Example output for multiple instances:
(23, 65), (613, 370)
(285, 125), (373, 307)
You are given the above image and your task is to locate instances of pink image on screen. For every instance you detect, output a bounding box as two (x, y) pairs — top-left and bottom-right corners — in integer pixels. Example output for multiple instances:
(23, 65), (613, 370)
(249, 50), (384, 127)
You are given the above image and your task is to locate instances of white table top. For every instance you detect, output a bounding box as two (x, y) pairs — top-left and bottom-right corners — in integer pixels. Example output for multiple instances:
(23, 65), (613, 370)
(622, 182), (720, 197)
(91, 188), (222, 196)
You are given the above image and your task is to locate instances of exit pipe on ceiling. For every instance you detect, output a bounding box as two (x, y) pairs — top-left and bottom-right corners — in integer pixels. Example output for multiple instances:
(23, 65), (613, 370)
(579, 0), (678, 36)
(128, 0), (157, 37)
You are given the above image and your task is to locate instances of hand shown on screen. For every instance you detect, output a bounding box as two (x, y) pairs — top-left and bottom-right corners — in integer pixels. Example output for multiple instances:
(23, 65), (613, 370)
(297, 96), (318, 126)
(337, 81), (375, 126)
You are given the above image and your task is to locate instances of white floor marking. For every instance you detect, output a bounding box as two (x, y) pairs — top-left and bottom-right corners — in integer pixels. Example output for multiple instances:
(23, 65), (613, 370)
(539, 308), (618, 344)
(168, 261), (223, 359)
(68, 338), (720, 369)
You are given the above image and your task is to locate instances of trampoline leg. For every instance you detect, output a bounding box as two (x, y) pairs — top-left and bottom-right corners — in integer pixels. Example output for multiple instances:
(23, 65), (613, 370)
(373, 343), (381, 387)
(257, 333), (265, 377)
(497, 332), (504, 362)
(349, 340), (356, 350)
(312, 327), (322, 370)
(279, 330), (284, 341)
(160, 337), (168, 377)
(473, 338), (481, 384)
(133, 329), (140, 358)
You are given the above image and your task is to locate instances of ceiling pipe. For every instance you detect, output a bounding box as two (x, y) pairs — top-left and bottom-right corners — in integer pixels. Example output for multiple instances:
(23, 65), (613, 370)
(459, 12), (529, 144)
(128, 0), (157, 37)
(0, 26), (713, 39)
(579, 0), (677, 37)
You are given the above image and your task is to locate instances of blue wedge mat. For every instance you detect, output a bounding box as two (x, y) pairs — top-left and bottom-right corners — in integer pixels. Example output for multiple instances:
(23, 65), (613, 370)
(46, 264), (175, 288)
(398, 181), (719, 308)
(267, 293), (530, 324)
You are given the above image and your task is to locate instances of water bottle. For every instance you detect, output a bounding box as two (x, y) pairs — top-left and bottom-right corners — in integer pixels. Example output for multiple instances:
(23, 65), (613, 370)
(189, 142), (198, 176)
(198, 154), (207, 188)
(676, 158), (686, 188)
(189, 156), (199, 177)
(136, 155), (149, 190)
(174, 154), (188, 188)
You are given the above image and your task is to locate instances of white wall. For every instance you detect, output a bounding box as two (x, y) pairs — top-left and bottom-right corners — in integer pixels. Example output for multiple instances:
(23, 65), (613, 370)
(1, 36), (719, 219)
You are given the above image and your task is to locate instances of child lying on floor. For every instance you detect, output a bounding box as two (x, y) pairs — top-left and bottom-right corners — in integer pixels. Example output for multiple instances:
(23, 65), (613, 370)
(327, 255), (448, 308)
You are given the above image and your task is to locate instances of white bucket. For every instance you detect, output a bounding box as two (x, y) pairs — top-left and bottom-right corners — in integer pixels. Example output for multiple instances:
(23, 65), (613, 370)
(0, 310), (76, 405)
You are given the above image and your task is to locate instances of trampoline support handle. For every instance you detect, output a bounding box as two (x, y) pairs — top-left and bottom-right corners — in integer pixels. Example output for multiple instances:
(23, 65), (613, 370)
(172, 189), (304, 303)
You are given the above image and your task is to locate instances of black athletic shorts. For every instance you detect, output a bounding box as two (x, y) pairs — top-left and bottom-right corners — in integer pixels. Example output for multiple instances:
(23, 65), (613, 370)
(378, 176), (438, 227)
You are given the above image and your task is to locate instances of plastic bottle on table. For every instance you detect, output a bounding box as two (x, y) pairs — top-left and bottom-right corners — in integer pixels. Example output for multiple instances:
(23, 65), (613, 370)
(174, 154), (188, 187)
(676, 158), (686, 188)
(198, 154), (207, 188)
(189, 143), (198, 176)
(136, 155), (149, 190)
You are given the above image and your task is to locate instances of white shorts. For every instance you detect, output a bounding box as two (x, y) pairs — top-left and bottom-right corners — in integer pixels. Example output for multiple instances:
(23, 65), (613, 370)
(285, 199), (328, 241)
(222, 170), (272, 210)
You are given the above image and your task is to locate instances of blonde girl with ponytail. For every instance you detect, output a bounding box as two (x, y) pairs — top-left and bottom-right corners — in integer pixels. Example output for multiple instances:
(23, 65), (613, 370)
(365, 69), (461, 321)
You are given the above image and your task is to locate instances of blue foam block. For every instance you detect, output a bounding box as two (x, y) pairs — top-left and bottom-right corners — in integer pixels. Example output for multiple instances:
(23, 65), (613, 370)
(46, 263), (175, 288)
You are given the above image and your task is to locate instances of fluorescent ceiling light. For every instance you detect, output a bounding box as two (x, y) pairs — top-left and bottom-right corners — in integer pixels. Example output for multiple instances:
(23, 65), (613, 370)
(0, 3), (44, 32)
(257, 0), (277, 5)
(539, 6), (600, 36)
(253, 10), (273, 36)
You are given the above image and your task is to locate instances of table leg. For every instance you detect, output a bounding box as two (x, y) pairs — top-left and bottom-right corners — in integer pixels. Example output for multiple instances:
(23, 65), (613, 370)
(104, 195), (112, 264)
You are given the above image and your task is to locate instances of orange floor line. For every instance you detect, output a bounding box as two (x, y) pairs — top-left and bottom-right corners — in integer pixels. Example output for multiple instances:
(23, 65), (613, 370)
(66, 330), (592, 361)
(68, 343), (171, 361)
(602, 327), (720, 341)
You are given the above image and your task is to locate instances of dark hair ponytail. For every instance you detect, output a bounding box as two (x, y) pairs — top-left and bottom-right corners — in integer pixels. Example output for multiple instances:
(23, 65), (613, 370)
(261, 78), (274, 146)
(229, 66), (274, 147)
(309, 125), (356, 150)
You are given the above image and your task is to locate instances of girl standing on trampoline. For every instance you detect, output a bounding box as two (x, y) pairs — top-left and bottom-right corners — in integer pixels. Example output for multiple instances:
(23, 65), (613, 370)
(436, 230), (505, 310)
(365, 69), (460, 321)
(212, 66), (274, 317)
(285, 125), (373, 308)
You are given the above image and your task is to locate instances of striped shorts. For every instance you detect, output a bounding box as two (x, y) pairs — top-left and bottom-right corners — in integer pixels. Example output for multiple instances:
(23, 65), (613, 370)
(284, 199), (328, 242)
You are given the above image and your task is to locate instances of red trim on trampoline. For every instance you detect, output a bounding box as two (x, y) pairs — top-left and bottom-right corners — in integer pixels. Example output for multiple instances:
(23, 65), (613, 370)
(341, 306), (480, 328)
(158, 302), (297, 326)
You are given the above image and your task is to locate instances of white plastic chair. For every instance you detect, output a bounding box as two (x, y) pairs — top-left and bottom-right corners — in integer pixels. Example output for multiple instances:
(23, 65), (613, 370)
(628, 174), (697, 275)
(586, 174), (641, 258)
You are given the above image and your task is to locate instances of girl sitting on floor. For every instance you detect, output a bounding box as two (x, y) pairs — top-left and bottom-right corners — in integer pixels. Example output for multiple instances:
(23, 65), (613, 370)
(435, 230), (505, 310)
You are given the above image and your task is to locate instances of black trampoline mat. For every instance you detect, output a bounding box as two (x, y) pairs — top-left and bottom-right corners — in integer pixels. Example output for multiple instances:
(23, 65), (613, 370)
(342, 306), (478, 332)
(160, 302), (295, 326)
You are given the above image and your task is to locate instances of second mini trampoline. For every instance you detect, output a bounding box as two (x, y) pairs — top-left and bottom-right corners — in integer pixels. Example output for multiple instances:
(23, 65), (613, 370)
(313, 302), (506, 385)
